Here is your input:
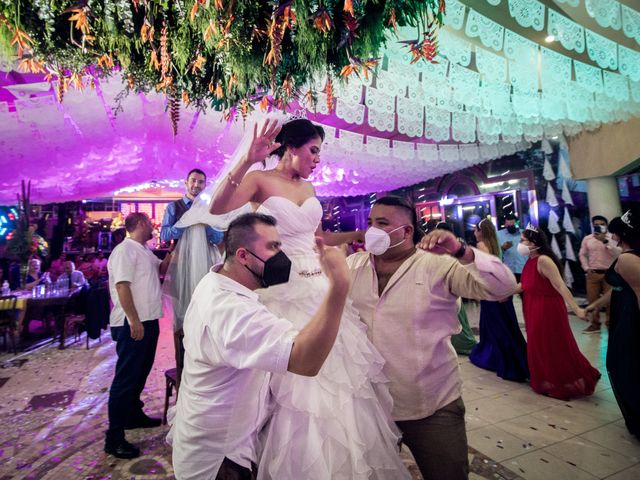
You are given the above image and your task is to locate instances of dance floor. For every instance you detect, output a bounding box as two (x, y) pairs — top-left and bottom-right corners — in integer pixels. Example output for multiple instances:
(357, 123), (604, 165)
(0, 298), (638, 479)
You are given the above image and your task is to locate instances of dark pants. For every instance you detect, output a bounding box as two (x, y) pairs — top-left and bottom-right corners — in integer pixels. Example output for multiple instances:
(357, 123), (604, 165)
(105, 319), (159, 445)
(396, 397), (469, 480)
(216, 458), (256, 480)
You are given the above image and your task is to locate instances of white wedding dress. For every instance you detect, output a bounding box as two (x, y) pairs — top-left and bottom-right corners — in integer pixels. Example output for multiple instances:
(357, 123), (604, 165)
(254, 196), (410, 480)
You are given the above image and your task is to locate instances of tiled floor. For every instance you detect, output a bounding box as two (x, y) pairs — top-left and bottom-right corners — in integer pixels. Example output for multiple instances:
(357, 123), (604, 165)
(0, 297), (638, 479)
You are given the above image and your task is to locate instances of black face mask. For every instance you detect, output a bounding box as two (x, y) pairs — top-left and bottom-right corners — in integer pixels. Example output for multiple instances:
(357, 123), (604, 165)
(244, 249), (292, 288)
(506, 225), (518, 234)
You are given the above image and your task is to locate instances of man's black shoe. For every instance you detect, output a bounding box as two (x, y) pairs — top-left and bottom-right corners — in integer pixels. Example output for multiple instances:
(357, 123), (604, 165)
(125, 415), (162, 430)
(104, 440), (140, 459)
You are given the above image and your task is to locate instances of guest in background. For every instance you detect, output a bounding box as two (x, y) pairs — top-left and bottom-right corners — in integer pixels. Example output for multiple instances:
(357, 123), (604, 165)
(56, 261), (87, 289)
(497, 214), (526, 283)
(435, 221), (477, 355)
(161, 168), (224, 389)
(579, 215), (621, 334)
(48, 252), (67, 282)
(105, 213), (172, 459)
(24, 258), (51, 289)
(518, 226), (599, 400)
(586, 210), (640, 438)
(93, 250), (108, 279)
(78, 254), (98, 284)
(469, 219), (528, 382)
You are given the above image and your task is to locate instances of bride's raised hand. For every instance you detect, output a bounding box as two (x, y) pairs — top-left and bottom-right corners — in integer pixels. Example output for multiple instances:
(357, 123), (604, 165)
(245, 119), (282, 166)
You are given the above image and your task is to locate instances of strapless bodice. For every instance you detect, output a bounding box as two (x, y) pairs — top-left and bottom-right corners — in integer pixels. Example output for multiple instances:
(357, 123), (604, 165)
(256, 196), (323, 255)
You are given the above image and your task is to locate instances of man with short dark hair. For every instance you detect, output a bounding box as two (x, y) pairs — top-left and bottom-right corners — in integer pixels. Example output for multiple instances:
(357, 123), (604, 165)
(579, 215), (621, 334)
(497, 213), (526, 282)
(347, 196), (517, 480)
(161, 168), (224, 387)
(105, 212), (173, 459)
(170, 213), (350, 479)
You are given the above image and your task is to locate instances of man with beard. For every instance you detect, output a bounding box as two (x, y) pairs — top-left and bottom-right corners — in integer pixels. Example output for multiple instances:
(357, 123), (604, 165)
(161, 168), (224, 388)
(105, 213), (173, 459)
(497, 214), (527, 282)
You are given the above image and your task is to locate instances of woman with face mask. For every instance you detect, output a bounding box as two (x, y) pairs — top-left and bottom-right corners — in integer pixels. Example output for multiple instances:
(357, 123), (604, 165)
(586, 209), (640, 438)
(468, 219), (529, 382)
(205, 116), (410, 479)
(518, 226), (600, 400)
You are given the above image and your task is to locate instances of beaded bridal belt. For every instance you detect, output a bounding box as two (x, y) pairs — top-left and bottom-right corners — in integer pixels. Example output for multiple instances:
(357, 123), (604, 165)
(297, 269), (323, 278)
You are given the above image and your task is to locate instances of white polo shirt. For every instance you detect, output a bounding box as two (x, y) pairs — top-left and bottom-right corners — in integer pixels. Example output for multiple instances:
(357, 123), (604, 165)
(107, 238), (163, 326)
(169, 269), (297, 480)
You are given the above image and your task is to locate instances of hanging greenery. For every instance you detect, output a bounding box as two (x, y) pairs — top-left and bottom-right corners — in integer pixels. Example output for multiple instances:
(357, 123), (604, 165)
(0, 0), (444, 128)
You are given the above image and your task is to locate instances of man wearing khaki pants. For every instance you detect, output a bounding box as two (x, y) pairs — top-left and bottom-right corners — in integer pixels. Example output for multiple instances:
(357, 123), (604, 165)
(579, 215), (621, 334)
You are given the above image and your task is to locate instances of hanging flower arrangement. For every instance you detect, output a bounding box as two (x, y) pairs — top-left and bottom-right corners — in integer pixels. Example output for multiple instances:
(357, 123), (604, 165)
(0, 0), (444, 131)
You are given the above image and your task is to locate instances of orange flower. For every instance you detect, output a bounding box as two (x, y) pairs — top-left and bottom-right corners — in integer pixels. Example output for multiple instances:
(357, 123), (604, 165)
(70, 72), (84, 91)
(149, 50), (161, 71)
(97, 53), (114, 69)
(343, 0), (354, 16)
(68, 8), (91, 36)
(312, 8), (332, 33)
(204, 20), (218, 42)
(182, 90), (190, 105)
(191, 55), (206, 74)
(18, 57), (45, 74)
(215, 82), (224, 99)
(190, 2), (199, 22)
(259, 95), (270, 112)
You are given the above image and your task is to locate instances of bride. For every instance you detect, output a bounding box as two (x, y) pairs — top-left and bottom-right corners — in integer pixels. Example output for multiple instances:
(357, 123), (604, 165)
(208, 117), (411, 479)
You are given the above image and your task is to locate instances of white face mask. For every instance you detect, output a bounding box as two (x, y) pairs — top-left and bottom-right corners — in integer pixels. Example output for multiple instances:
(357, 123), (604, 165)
(517, 242), (538, 256)
(365, 225), (408, 256)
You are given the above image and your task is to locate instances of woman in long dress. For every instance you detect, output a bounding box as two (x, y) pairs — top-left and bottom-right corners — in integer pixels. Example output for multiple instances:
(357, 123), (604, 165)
(209, 118), (410, 479)
(587, 211), (640, 438)
(469, 219), (528, 382)
(518, 226), (600, 400)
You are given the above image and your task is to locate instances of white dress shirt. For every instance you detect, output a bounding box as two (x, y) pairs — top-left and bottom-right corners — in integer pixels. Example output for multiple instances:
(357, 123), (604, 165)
(107, 238), (162, 326)
(347, 248), (517, 421)
(55, 270), (87, 288)
(169, 269), (297, 480)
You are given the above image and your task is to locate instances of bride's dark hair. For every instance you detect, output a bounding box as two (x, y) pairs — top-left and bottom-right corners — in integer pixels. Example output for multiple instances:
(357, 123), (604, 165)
(273, 119), (325, 159)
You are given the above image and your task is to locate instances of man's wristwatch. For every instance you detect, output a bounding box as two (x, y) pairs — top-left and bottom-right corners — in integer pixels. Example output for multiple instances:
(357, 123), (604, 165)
(453, 239), (467, 259)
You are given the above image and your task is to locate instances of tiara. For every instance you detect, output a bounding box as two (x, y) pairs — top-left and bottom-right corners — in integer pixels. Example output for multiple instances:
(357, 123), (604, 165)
(621, 210), (634, 229)
(525, 223), (539, 233)
(283, 109), (308, 124)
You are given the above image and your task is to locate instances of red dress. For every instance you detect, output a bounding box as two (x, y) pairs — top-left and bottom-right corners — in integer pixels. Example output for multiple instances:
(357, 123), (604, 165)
(521, 256), (600, 400)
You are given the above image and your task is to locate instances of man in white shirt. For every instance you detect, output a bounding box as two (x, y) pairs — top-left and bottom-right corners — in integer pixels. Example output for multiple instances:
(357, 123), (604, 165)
(347, 196), (517, 480)
(170, 213), (350, 480)
(105, 213), (172, 459)
(55, 261), (87, 289)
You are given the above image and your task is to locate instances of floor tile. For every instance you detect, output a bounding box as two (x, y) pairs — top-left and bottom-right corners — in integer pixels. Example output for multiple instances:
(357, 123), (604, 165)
(507, 451), (599, 480)
(605, 463), (640, 480)
(529, 403), (621, 436)
(495, 413), (575, 447)
(468, 425), (539, 461)
(543, 437), (636, 478)
(579, 423), (640, 461)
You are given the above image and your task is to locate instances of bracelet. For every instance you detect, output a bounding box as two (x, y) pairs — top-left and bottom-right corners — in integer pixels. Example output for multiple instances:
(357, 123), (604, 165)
(452, 239), (467, 259)
(227, 173), (240, 188)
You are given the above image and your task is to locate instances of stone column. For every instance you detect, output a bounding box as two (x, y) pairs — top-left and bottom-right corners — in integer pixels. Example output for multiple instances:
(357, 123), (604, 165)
(586, 176), (622, 221)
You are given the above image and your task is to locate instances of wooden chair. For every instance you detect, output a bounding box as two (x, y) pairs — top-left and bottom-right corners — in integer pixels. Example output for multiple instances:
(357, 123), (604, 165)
(0, 295), (19, 354)
(163, 368), (178, 425)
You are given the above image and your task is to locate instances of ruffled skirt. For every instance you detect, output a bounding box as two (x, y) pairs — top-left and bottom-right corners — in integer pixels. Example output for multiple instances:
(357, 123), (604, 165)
(256, 253), (410, 479)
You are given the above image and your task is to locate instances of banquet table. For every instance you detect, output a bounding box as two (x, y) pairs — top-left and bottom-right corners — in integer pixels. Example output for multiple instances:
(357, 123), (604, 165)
(0, 287), (82, 350)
